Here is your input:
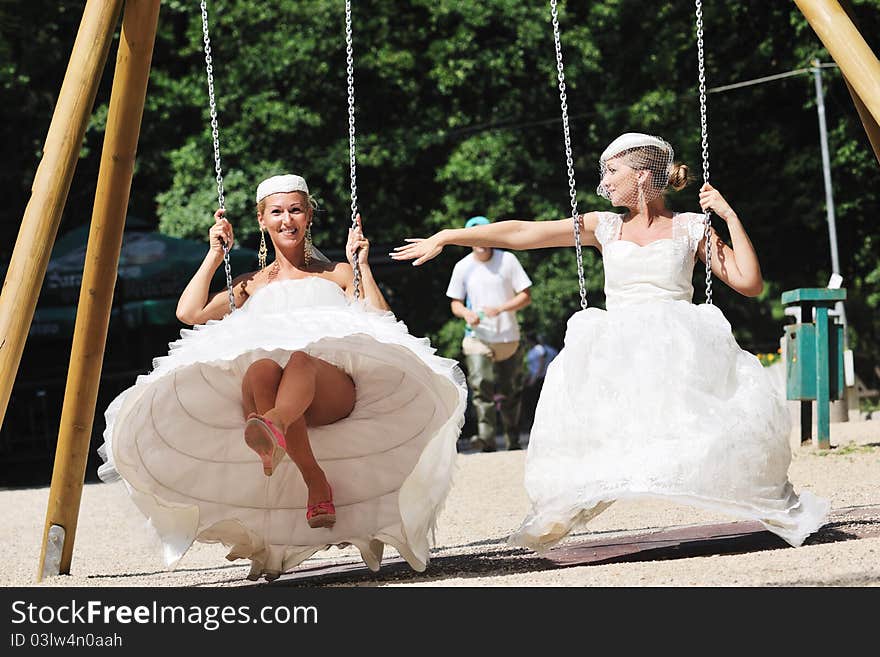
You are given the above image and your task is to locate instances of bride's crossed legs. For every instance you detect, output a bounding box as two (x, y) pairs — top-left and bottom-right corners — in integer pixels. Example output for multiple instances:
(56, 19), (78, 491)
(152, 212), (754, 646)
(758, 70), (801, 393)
(241, 352), (356, 509)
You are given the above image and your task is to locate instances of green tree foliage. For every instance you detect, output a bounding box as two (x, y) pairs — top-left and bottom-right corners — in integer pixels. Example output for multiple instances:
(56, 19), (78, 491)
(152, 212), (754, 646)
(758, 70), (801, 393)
(2, 0), (879, 381)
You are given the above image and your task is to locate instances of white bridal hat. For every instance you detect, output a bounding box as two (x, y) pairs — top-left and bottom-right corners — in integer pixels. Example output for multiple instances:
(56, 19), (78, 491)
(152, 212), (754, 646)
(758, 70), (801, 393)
(255, 174), (309, 204)
(600, 132), (673, 162)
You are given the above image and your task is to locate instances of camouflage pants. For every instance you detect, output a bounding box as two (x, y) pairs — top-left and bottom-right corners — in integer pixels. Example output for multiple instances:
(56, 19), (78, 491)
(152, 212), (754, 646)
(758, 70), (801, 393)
(464, 342), (524, 450)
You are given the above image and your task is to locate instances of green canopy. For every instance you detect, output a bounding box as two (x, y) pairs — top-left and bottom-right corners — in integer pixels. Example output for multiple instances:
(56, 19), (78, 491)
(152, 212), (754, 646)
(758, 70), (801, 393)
(40, 223), (257, 306)
(26, 223), (258, 335)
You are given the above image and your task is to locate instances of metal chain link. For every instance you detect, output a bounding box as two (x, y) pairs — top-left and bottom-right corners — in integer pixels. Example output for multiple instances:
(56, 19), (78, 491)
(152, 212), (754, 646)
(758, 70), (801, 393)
(345, 0), (362, 300)
(695, 0), (713, 305)
(200, 0), (235, 314)
(550, 1), (588, 310)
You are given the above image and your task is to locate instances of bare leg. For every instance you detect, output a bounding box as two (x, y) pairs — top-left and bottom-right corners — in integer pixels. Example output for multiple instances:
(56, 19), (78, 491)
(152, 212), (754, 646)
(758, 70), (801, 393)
(281, 417), (329, 506)
(241, 358), (283, 418)
(244, 352), (355, 508)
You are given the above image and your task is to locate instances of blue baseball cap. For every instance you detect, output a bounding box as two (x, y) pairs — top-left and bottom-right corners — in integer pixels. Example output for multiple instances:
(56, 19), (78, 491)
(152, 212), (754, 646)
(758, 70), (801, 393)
(464, 215), (491, 228)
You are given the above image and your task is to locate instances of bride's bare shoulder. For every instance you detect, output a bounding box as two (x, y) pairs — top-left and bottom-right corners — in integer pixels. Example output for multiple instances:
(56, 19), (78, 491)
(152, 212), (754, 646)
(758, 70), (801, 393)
(319, 261), (353, 289)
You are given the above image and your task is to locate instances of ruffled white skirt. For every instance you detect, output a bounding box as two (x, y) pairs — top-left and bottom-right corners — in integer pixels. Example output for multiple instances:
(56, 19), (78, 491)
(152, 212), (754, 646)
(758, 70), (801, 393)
(99, 278), (467, 579)
(510, 300), (828, 551)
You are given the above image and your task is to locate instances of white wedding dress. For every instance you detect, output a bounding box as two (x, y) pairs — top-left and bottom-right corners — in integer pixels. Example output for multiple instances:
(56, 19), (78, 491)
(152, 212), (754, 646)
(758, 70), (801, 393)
(510, 211), (829, 550)
(99, 277), (467, 580)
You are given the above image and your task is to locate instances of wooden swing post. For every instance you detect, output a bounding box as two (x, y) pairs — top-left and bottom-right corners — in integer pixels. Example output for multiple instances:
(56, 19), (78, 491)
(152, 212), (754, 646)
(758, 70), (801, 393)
(37, 0), (162, 581)
(0, 0), (123, 429)
(837, 0), (880, 166)
(795, 0), (880, 164)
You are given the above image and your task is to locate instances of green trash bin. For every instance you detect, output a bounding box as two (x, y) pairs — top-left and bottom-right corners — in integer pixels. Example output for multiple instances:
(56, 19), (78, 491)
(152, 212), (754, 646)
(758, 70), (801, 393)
(781, 287), (846, 449)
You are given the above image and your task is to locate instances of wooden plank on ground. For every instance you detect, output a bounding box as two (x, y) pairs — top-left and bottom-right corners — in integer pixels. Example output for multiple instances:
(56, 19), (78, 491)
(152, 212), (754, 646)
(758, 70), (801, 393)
(265, 505), (880, 585)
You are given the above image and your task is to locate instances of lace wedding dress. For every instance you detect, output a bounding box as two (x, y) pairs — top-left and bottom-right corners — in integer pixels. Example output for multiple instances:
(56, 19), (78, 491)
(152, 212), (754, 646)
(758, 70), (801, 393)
(99, 277), (466, 580)
(509, 212), (829, 550)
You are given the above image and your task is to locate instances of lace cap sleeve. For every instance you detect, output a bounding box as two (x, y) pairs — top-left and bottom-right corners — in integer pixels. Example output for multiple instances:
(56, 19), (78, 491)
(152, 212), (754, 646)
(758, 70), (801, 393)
(687, 212), (707, 252)
(594, 212), (621, 247)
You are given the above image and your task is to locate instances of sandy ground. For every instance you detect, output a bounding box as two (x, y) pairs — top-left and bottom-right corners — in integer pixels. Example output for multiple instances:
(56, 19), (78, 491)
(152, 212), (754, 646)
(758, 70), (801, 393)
(2, 417), (878, 588)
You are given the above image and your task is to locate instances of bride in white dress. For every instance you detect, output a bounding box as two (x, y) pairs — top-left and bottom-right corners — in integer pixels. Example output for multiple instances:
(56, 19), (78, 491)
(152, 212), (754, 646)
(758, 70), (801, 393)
(392, 133), (829, 550)
(98, 174), (466, 581)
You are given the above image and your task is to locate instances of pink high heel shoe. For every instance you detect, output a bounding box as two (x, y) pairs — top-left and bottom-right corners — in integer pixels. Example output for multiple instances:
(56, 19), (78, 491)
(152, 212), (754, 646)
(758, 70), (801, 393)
(244, 413), (287, 476)
(307, 485), (336, 529)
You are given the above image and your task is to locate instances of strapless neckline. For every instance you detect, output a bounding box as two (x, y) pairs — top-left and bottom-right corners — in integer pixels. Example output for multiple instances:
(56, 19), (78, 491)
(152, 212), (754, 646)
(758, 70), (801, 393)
(245, 276), (345, 305)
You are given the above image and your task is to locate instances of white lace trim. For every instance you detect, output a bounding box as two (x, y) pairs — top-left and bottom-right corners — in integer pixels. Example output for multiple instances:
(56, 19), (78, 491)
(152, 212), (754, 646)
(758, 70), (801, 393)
(673, 212), (706, 254)
(596, 211), (704, 253)
(594, 212), (622, 247)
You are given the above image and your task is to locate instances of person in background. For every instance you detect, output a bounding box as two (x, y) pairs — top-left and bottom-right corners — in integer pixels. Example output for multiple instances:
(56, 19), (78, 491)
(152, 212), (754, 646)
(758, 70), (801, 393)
(521, 333), (559, 435)
(446, 215), (532, 452)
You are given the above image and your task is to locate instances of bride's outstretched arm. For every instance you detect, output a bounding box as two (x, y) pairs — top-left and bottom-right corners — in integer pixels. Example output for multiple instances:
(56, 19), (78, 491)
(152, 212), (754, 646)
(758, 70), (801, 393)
(391, 213), (600, 266)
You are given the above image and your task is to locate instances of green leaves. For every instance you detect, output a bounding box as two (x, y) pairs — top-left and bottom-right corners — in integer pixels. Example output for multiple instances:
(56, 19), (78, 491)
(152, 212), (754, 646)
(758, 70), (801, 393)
(3, 0), (879, 375)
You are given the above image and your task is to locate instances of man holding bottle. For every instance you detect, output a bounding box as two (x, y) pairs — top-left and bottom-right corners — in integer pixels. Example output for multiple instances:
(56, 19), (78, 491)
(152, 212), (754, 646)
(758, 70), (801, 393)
(446, 216), (533, 452)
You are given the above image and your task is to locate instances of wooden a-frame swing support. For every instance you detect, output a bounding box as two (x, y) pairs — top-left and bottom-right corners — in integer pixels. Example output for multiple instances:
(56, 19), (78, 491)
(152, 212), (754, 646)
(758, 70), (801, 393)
(0, 0), (875, 582)
(0, 0), (161, 581)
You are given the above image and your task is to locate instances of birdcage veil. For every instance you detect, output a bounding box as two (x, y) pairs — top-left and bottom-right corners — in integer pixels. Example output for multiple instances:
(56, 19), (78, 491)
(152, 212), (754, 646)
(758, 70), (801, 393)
(597, 133), (675, 208)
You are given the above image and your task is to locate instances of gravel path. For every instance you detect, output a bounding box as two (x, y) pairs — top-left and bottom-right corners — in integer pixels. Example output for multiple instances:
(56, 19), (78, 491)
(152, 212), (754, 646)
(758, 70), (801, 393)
(2, 419), (877, 587)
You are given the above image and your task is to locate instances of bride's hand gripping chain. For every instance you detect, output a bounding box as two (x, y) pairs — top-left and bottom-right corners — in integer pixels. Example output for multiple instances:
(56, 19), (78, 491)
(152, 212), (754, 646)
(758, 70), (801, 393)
(209, 208), (234, 258)
(346, 213), (371, 268)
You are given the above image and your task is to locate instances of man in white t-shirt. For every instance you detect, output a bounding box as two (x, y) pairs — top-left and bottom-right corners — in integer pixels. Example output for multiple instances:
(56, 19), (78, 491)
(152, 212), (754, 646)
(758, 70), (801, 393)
(446, 216), (532, 452)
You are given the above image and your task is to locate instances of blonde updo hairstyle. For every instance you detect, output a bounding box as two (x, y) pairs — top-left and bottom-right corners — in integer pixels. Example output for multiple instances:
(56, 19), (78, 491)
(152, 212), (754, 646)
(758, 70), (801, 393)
(668, 162), (690, 192)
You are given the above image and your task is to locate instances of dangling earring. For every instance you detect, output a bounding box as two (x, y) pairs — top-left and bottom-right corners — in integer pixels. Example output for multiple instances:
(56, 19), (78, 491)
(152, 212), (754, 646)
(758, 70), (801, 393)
(258, 227), (267, 270)
(304, 223), (313, 266)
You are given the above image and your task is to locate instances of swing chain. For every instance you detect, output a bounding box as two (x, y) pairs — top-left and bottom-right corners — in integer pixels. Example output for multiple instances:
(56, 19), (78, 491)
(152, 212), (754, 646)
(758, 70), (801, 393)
(550, 0), (588, 311)
(200, 0), (235, 314)
(695, 0), (713, 305)
(345, 0), (362, 300)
